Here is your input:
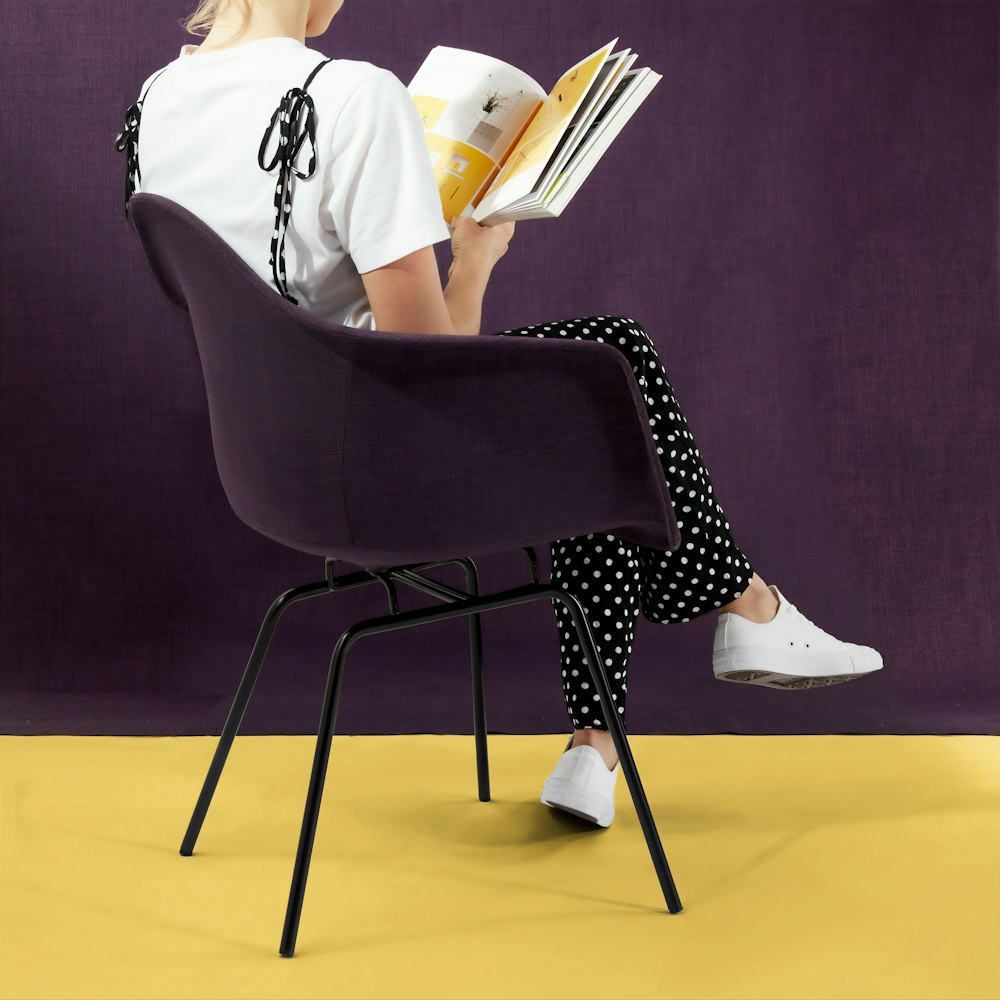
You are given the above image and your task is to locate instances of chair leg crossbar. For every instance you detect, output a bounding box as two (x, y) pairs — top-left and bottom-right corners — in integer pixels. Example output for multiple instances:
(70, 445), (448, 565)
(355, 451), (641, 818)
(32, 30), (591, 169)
(178, 549), (682, 957)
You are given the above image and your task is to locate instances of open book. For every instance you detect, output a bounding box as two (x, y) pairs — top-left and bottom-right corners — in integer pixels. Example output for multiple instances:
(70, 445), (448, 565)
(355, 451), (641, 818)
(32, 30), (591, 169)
(406, 39), (662, 226)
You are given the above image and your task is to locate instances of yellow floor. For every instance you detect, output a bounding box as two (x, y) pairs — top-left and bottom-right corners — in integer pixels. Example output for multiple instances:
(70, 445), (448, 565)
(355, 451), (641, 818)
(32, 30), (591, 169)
(1, 735), (998, 1000)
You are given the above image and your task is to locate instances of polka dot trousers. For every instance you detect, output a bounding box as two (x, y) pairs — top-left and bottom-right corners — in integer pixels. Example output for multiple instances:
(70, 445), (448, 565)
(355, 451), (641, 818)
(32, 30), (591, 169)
(495, 316), (755, 732)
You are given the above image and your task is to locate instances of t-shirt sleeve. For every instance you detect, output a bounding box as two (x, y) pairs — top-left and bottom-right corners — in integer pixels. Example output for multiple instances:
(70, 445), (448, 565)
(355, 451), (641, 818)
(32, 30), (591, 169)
(325, 68), (452, 275)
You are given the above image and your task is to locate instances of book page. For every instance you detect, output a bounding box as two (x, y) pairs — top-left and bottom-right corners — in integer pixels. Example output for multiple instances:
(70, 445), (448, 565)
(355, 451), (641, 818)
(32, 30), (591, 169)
(532, 49), (637, 199)
(471, 38), (618, 221)
(472, 65), (661, 224)
(407, 46), (547, 222)
(543, 67), (639, 200)
(545, 68), (662, 212)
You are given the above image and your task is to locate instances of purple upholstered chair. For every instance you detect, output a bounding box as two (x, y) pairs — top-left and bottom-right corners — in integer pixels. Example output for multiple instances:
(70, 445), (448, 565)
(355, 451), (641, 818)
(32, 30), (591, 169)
(126, 192), (683, 957)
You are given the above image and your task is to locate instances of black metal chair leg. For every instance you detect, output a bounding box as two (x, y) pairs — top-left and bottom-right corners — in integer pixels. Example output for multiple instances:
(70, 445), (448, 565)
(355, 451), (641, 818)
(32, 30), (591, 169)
(454, 557), (489, 802)
(550, 588), (683, 914)
(278, 579), (681, 957)
(280, 623), (355, 958)
(179, 580), (332, 857)
(377, 556), (490, 800)
(277, 561), (488, 959)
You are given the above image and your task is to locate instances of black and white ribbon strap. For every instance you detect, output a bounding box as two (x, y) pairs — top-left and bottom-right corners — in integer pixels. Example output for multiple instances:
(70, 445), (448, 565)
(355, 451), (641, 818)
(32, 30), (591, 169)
(114, 67), (169, 219)
(257, 58), (333, 304)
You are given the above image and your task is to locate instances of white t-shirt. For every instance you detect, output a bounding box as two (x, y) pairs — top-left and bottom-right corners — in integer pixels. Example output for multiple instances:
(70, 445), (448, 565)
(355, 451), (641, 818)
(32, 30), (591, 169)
(132, 36), (452, 329)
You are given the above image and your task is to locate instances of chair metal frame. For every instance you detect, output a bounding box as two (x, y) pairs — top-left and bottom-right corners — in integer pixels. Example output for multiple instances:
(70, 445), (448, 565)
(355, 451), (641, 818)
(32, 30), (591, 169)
(178, 546), (682, 957)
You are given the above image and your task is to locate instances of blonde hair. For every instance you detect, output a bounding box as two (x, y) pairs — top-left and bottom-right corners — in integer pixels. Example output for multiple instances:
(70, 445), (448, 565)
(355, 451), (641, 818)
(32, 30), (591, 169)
(180, 0), (252, 38)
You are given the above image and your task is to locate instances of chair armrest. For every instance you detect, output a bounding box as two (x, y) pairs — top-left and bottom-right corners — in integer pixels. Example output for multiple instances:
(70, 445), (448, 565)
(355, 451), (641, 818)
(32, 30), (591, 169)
(336, 327), (680, 565)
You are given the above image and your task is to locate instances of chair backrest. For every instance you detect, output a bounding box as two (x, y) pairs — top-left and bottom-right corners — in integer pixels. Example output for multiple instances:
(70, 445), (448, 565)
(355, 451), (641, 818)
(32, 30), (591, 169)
(127, 193), (679, 567)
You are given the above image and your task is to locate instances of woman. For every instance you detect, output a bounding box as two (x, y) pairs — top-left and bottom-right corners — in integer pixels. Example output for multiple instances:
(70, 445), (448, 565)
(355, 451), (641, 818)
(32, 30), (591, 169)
(117, 0), (883, 828)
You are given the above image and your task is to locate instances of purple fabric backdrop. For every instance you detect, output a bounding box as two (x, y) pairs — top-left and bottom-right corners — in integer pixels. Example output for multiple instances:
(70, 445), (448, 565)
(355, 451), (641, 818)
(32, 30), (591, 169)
(2, 1), (997, 736)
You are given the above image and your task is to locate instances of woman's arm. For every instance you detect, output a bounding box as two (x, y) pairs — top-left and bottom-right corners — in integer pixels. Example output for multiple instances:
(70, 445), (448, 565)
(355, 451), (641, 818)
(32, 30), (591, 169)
(360, 217), (515, 336)
(361, 245), (462, 335)
(442, 255), (494, 335)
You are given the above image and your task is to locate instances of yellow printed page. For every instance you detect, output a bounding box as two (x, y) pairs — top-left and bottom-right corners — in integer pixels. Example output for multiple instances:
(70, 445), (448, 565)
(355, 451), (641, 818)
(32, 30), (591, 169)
(419, 131), (498, 220)
(407, 46), (548, 221)
(479, 39), (617, 204)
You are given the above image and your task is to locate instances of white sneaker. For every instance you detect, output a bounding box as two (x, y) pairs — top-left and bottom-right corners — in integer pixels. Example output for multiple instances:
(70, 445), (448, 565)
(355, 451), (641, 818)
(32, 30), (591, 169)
(540, 734), (620, 828)
(713, 584), (884, 690)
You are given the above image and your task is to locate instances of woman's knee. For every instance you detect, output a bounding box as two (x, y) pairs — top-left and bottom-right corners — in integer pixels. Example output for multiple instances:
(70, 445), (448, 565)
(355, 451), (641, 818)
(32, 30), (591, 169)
(568, 316), (652, 350)
(498, 316), (656, 358)
(599, 315), (644, 332)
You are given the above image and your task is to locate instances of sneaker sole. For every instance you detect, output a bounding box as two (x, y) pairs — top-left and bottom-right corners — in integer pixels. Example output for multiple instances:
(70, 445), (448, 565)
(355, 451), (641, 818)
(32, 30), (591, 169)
(713, 646), (883, 690)
(540, 778), (614, 828)
(715, 669), (862, 690)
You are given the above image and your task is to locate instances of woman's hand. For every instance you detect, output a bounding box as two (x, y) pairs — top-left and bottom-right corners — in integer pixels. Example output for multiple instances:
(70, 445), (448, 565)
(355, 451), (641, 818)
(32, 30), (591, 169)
(448, 215), (516, 276)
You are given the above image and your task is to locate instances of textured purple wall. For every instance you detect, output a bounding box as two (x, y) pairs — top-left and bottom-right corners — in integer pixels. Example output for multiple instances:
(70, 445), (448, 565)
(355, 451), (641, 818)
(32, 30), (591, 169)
(2, 1), (997, 735)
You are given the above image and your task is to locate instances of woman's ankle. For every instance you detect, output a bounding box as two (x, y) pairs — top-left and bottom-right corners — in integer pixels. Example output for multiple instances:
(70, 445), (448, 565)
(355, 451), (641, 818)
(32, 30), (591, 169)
(717, 572), (779, 623)
(571, 727), (619, 769)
